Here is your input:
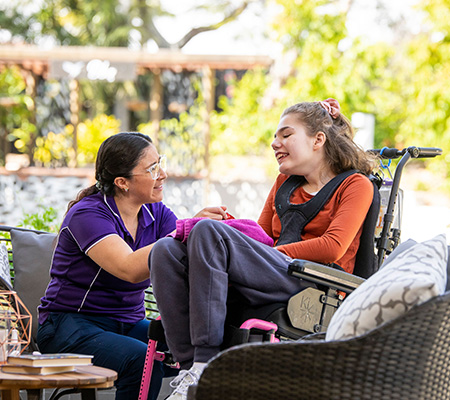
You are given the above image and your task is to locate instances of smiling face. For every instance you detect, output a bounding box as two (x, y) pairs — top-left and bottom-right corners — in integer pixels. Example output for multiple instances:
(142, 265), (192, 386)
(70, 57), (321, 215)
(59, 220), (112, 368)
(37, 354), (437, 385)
(126, 144), (167, 204)
(271, 113), (322, 177)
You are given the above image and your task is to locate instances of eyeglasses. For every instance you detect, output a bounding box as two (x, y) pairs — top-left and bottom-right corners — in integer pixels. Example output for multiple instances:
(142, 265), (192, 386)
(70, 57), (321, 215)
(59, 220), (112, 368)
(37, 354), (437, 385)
(131, 155), (166, 180)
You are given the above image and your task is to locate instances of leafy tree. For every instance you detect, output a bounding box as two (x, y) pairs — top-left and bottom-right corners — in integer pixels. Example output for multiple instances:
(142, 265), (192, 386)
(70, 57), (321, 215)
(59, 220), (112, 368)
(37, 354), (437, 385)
(212, 0), (449, 182)
(393, 0), (450, 184)
(0, 67), (35, 165)
(2, 0), (449, 189)
(210, 68), (272, 156)
(0, 0), (255, 50)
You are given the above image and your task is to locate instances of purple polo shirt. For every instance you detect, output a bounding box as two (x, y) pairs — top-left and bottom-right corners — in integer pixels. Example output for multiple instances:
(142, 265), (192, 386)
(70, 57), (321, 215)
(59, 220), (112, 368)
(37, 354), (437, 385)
(38, 192), (177, 324)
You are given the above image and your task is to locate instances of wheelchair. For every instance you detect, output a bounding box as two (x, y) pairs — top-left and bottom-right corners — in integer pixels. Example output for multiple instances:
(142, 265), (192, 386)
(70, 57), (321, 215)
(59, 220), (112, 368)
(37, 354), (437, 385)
(138, 146), (442, 399)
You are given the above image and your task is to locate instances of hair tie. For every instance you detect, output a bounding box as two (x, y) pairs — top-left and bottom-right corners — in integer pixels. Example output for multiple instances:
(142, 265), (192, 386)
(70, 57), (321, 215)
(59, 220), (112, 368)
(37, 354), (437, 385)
(95, 181), (103, 190)
(319, 98), (341, 119)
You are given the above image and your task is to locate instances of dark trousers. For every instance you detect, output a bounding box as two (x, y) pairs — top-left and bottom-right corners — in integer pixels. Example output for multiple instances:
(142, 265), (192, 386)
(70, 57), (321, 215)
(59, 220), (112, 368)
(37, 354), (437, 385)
(150, 219), (312, 368)
(37, 312), (176, 400)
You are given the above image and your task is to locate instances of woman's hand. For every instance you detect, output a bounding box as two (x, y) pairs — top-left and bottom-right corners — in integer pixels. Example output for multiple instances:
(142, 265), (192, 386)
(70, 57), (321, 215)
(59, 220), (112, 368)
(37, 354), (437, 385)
(194, 206), (228, 220)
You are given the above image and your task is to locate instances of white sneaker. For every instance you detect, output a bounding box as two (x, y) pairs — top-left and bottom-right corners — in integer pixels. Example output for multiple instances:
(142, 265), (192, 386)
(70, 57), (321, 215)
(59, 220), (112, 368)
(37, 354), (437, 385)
(165, 366), (202, 400)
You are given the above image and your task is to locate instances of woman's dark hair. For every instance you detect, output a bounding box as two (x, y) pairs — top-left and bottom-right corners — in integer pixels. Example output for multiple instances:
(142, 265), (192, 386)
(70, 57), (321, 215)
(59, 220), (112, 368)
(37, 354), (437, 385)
(66, 132), (153, 212)
(282, 102), (378, 175)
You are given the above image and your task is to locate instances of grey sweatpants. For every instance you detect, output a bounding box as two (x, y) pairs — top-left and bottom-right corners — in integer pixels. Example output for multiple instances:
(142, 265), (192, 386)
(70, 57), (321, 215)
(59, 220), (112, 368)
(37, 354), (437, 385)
(149, 219), (310, 367)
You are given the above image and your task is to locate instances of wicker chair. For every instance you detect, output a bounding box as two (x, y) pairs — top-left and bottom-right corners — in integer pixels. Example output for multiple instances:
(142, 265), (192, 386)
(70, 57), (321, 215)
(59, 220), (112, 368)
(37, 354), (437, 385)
(188, 290), (450, 400)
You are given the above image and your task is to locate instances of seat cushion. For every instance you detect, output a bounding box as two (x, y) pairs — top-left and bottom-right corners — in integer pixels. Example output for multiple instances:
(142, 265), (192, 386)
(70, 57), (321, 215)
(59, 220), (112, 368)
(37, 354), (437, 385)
(325, 233), (448, 341)
(10, 229), (57, 338)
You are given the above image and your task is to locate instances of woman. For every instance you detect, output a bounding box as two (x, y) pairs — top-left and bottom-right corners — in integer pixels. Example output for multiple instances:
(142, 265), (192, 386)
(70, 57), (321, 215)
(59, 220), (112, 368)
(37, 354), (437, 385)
(36, 132), (227, 400)
(149, 99), (378, 400)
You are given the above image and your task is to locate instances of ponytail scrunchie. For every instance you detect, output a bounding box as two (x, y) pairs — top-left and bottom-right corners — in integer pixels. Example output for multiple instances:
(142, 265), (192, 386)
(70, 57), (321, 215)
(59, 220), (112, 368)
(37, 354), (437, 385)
(319, 98), (341, 119)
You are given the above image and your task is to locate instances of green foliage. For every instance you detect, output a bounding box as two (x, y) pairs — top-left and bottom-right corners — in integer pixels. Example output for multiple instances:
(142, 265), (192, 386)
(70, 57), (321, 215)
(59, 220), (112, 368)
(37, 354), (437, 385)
(139, 99), (206, 176)
(33, 114), (121, 167)
(1, 0), (449, 189)
(265, 0), (404, 148)
(0, 67), (35, 164)
(34, 128), (75, 167)
(19, 205), (60, 233)
(76, 114), (121, 165)
(212, 0), (449, 187)
(210, 68), (274, 157)
(388, 0), (450, 180)
(1, 0), (131, 47)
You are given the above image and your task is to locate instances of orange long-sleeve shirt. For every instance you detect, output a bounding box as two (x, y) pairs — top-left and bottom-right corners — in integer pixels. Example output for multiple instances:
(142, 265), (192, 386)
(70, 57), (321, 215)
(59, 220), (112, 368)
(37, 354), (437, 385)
(257, 173), (373, 274)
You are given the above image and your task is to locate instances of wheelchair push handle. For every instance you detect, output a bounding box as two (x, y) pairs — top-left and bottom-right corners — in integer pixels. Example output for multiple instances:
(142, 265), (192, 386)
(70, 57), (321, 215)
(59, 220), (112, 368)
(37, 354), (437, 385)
(409, 147), (443, 158)
(374, 145), (442, 266)
(369, 146), (442, 159)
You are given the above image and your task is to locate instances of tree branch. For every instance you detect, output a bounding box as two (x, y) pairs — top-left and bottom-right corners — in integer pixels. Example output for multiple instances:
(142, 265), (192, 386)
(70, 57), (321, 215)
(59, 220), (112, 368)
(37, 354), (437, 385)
(174, 1), (250, 49)
(145, 17), (172, 48)
(137, 0), (172, 49)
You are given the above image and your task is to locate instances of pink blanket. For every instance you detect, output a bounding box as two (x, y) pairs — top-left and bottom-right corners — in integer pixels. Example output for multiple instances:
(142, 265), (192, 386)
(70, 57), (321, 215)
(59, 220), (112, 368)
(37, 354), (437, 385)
(168, 218), (274, 247)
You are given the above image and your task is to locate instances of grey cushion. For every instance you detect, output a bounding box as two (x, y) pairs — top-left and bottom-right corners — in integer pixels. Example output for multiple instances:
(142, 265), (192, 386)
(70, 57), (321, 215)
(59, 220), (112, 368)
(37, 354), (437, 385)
(11, 229), (57, 338)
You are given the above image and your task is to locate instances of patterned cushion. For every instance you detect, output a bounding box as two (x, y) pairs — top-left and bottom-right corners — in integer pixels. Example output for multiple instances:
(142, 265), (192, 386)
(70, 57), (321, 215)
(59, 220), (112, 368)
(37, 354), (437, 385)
(325, 234), (448, 341)
(0, 243), (12, 290)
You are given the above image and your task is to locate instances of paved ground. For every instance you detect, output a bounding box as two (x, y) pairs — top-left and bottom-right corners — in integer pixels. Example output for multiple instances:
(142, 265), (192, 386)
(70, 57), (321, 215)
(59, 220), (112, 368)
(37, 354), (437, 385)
(397, 164), (450, 245)
(402, 190), (450, 245)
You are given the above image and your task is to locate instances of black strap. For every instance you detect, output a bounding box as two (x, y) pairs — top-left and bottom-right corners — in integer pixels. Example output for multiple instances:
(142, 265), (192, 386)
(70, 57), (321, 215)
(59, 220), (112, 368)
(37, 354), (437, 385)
(275, 170), (358, 246)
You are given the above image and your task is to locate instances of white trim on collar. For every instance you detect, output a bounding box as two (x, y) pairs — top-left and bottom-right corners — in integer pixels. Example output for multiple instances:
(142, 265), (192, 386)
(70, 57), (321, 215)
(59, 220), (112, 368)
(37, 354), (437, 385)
(103, 194), (155, 223)
(103, 194), (120, 218)
(141, 204), (155, 222)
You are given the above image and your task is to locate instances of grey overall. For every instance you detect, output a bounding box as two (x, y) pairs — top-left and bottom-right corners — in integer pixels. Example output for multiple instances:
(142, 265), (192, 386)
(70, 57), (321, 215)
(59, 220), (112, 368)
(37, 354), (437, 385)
(150, 219), (309, 366)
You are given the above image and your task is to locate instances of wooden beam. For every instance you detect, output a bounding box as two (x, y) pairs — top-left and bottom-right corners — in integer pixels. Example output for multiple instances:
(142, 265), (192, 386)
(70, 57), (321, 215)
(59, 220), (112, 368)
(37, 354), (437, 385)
(69, 79), (80, 168)
(0, 45), (273, 71)
(149, 69), (163, 146)
(201, 66), (215, 205)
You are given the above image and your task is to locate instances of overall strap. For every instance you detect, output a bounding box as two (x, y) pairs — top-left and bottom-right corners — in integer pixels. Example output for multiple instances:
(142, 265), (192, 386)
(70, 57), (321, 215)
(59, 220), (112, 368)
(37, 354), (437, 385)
(275, 170), (358, 246)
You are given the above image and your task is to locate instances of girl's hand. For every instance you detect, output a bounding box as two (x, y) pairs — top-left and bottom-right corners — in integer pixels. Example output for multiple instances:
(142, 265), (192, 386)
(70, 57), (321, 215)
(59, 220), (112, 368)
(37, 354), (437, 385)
(194, 206), (228, 220)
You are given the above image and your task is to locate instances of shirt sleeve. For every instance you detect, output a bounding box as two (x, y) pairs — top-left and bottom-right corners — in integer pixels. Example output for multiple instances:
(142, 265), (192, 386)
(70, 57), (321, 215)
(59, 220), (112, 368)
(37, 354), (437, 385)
(275, 174), (374, 264)
(67, 205), (119, 253)
(257, 183), (277, 239)
(154, 203), (178, 239)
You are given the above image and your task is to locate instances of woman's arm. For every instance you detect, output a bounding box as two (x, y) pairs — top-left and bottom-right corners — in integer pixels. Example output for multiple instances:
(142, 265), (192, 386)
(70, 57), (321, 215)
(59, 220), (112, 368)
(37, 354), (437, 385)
(87, 236), (152, 283)
(86, 205), (229, 283)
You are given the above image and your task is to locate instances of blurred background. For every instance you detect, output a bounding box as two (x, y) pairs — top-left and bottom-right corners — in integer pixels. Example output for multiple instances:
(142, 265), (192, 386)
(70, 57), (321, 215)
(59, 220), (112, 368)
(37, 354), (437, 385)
(0, 0), (448, 243)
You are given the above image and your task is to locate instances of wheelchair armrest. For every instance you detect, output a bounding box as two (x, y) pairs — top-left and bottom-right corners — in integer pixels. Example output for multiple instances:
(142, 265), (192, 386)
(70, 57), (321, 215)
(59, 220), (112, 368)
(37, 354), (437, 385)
(288, 259), (365, 294)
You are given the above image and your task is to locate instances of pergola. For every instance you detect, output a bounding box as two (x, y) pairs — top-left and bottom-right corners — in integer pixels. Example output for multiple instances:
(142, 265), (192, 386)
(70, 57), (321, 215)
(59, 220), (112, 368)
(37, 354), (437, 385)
(0, 44), (273, 168)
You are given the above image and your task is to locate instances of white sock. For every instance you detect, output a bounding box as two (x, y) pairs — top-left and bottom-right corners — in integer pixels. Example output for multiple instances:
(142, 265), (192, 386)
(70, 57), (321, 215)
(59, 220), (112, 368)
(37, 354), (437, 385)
(192, 362), (206, 373)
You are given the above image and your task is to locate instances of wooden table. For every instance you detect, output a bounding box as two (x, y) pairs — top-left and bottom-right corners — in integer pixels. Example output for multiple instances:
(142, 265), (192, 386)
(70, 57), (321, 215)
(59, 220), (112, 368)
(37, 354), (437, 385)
(0, 364), (117, 400)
